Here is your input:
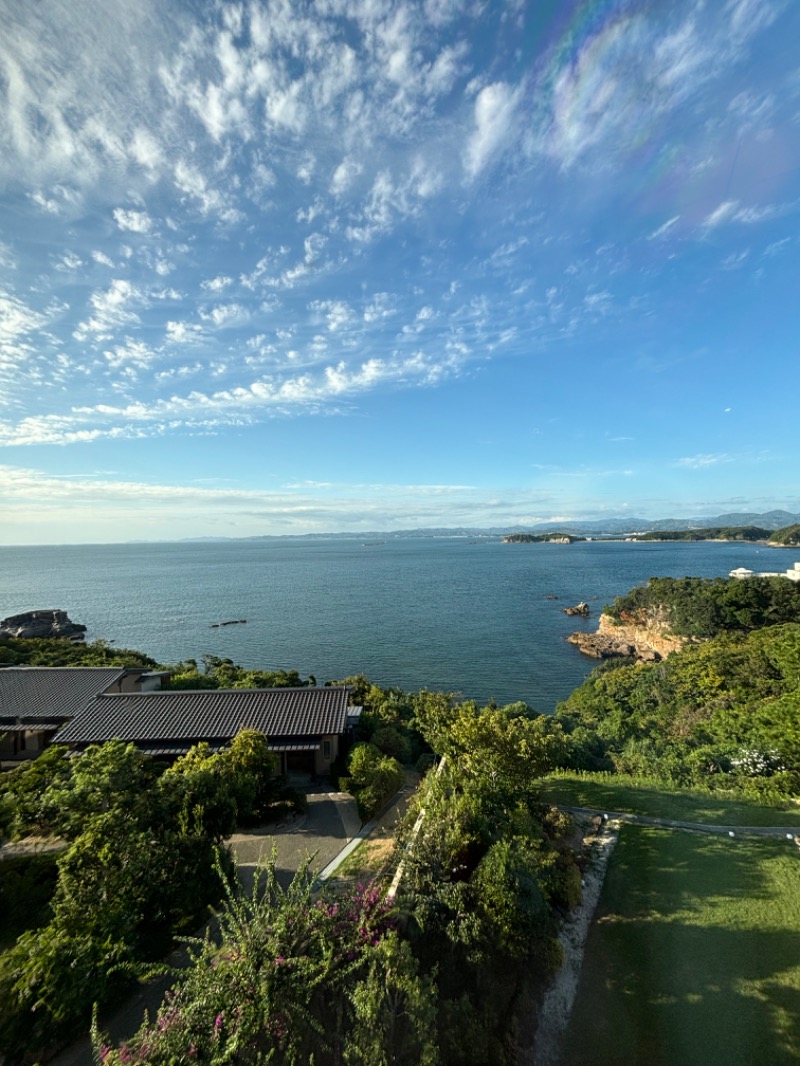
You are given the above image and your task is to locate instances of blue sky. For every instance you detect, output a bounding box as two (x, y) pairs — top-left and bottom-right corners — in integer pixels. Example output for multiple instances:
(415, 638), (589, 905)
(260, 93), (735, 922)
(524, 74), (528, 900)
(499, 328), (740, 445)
(1, 0), (799, 544)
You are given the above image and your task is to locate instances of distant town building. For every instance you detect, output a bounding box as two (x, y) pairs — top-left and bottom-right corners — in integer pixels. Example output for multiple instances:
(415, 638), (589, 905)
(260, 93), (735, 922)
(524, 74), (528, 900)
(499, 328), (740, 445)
(729, 562), (800, 582)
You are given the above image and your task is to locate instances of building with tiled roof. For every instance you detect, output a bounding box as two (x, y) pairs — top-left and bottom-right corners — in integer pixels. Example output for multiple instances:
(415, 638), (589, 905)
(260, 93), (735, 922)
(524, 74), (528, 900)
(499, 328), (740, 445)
(52, 685), (352, 776)
(0, 666), (152, 762)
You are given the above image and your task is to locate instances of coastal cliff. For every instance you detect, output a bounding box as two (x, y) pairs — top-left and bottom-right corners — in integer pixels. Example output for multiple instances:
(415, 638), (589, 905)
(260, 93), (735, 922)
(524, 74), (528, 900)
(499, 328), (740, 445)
(566, 611), (692, 662)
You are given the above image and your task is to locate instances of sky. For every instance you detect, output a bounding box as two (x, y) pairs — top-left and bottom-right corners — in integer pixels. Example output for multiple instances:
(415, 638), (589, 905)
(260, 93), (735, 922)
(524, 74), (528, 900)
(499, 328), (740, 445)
(1, 0), (799, 544)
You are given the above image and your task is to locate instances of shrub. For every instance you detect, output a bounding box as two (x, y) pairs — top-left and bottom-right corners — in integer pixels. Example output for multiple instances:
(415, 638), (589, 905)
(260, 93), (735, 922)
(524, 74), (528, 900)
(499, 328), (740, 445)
(346, 744), (404, 821)
(0, 852), (58, 947)
(415, 753), (437, 775)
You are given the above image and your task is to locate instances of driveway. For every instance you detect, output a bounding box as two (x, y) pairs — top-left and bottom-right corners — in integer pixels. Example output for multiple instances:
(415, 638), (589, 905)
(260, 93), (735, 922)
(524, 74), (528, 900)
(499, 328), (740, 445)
(230, 788), (362, 892)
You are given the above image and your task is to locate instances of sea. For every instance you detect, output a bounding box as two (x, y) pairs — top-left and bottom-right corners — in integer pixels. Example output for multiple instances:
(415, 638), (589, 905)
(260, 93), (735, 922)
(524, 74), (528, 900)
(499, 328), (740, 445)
(0, 538), (784, 713)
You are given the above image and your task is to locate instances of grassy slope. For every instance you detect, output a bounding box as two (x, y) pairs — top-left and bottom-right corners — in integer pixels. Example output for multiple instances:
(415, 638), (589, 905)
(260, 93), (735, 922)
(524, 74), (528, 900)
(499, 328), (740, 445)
(541, 771), (800, 827)
(561, 826), (800, 1066)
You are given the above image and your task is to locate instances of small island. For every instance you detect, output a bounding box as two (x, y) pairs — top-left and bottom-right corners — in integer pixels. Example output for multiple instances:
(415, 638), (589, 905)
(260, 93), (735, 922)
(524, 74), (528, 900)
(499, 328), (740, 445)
(503, 532), (585, 544)
(624, 525), (770, 542)
(769, 523), (800, 546)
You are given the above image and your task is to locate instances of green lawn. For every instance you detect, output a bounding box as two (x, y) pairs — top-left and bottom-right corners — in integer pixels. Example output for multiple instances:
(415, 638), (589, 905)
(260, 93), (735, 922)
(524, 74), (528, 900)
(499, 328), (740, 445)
(540, 771), (800, 827)
(561, 826), (800, 1066)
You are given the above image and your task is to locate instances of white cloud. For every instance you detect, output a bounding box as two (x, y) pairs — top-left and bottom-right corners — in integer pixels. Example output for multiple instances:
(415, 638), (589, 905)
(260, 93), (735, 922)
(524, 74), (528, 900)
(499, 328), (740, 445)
(363, 293), (396, 323)
(703, 200), (739, 228)
(103, 338), (158, 369)
(73, 280), (143, 342)
(733, 203), (780, 224)
(465, 82), (521, 178)
(165, 320), (204, 344)
(584, 291), (612, 309)
(721, 249), (749, 269)
(649, 216), (680, 240)
(763, 237), (791, 257)
(174, 160), (240, 222)
(29, 190), (61, 214)
(310, 299), (353, 332)
(330, 157), (363, 196)
(129, 127), (162, 171)
(297, 156), (316, 185)
(199, 303), (248, 328)
(56, 252), (83, 270)
(727, 0), (784, 41)
(113, 208), (152, 233)
(0, 290), (49, 349)
(675, 453), (733, 468)
(201, 275), (234, 292)
(0, 342), (467, 446)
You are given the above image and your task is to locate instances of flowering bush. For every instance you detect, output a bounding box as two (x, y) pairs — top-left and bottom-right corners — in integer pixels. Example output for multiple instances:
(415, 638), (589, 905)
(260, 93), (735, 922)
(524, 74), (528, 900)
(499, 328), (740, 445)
(92, 862), (431, 1066)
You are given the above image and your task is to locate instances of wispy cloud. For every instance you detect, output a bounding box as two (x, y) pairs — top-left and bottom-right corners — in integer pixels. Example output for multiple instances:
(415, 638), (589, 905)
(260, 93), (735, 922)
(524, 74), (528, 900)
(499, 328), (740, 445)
(465, 82), (521, 178)
(674, 453), (733, 469)
(0, 344), (467, 446)
(703, 201), (740, 228)
(649, 216), (680, 240)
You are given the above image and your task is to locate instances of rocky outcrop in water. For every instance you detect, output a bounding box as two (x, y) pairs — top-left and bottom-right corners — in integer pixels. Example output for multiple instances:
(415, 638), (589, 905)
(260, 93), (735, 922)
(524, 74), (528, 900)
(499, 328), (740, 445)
(563, 602), (590, 617)
(566, 612), (691, 662)
(0, 610), (87, 641)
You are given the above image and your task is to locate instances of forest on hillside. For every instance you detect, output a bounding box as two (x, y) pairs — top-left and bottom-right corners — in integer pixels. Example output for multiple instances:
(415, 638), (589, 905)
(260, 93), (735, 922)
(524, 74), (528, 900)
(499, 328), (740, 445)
(558, 576), (800, 794)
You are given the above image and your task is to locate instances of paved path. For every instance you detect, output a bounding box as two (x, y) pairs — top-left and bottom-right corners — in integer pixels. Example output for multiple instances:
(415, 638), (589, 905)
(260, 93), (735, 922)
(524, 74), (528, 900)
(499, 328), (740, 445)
(231, 789), (361, 892)
(557, 805), (800, 839)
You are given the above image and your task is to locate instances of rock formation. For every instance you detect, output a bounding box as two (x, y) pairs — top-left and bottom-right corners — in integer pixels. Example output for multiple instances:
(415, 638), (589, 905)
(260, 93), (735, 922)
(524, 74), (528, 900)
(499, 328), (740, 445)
(566, 612), (692, 662)
(0, 610), (87, 641)
(563, 602), (590, 617)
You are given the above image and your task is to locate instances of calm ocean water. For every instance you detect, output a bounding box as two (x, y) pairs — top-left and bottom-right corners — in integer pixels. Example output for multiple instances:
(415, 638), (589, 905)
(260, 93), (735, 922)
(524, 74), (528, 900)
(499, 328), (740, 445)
(0, 538), (780, 712)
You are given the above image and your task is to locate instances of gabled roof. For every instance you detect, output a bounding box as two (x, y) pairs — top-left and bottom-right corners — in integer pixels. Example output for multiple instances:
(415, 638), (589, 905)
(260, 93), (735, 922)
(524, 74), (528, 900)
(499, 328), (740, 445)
(52, 686), (351, 749)
(0, 667), (129, 725)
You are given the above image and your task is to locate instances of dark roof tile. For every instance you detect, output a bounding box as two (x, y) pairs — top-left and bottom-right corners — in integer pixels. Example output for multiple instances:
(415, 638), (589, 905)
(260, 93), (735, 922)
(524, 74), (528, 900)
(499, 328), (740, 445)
(53, 686), (350, 747)
(0, 667), (128, 723)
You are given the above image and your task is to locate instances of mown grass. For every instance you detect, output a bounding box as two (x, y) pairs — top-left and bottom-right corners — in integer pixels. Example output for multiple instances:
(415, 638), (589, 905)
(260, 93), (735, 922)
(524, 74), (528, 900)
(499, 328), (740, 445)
(561, 826), (800, 1066)
(328, 835), (397, 883)
(540, 770), (800, 827)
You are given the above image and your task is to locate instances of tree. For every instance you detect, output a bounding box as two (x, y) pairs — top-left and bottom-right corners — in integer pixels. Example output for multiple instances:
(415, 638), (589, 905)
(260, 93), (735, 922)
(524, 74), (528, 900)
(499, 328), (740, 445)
(346, 743), (404, 820)
(226, 728), (281, 820)
(436, 702), (565, 793)
(167, 655), (314, 690)
(14, 739), (152, 840)
(159, 742), (239, 844)
(769, 524), (800, 546)
(344, 933), (440, 1066)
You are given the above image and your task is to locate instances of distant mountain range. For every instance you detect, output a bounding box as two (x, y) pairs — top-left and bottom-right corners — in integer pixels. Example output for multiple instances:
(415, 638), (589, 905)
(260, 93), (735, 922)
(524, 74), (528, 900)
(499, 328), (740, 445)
(493, 510), (800, 536)
(181, 510), (800, 542)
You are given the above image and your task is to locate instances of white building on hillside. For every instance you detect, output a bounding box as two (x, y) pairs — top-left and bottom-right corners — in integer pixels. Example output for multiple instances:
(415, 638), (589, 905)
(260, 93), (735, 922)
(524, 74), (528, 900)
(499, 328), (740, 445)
(729, 562), (800, 581)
